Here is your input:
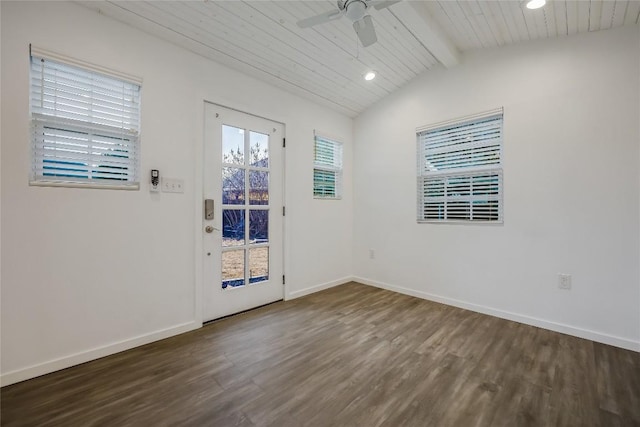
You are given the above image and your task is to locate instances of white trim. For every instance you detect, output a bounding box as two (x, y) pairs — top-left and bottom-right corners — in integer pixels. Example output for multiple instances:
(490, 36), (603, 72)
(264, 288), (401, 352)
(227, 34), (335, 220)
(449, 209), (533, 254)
(0, 321), (201, 387)
(29, 180), (140, 190)
(354, 276), (640, 352)
(281, 125), (289, 300)
(193, 98), (206, 325)
(417, 218), (503, 225)
(416, 107), (504, 133)
(30, 45), (143, 85)
(313, 196), (343, 201)
(287, 276), (354, 300)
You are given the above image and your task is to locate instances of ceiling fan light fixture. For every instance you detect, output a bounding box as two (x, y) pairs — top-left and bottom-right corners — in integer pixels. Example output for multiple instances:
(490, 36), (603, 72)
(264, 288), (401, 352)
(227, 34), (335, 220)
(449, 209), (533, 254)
(345, 0), (367, 22)
(525, 0), (546, 9)
(364, 71), (376, 81)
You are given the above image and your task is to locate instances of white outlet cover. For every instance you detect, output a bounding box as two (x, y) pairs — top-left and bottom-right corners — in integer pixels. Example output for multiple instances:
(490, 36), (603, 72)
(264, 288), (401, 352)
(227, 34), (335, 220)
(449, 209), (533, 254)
(558, 274), (572, 290)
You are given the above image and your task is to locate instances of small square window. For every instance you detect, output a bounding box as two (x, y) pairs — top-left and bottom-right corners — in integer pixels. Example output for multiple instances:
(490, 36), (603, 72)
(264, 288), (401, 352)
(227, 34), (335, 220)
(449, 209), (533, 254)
(313, 134), (343, 199)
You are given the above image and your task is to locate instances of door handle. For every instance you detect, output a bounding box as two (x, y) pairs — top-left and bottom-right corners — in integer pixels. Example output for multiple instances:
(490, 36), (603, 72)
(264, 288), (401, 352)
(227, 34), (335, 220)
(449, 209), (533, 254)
(205, 225), (219, 233)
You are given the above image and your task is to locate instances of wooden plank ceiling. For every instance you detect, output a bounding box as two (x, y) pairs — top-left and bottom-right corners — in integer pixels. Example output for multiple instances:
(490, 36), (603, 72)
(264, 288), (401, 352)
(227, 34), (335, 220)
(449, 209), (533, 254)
(77, 1), (640, 117)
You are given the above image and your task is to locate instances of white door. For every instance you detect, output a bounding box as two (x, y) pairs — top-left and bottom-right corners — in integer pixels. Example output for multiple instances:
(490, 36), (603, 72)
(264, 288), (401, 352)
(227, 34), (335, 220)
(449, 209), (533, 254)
(203, 103), (284, 321)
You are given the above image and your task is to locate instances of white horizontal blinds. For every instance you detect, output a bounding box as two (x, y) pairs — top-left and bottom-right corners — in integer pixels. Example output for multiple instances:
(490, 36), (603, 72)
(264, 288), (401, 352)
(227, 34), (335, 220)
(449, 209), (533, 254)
(417, 110), (503, 222)
(313, 134), (343, 198)
(419, 173), (502, 221)
(314, 135), (343, 169)
(31, 118), (137, 181)
(420, 114), (502, 174)
(30, 54), (141, 186)
(31, 58), (141, 130)
(313, 169), (338, 197)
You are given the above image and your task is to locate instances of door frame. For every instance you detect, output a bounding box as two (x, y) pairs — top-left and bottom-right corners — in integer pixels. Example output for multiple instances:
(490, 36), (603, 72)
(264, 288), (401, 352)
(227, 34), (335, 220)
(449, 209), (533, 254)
(194, 98), (288, 325)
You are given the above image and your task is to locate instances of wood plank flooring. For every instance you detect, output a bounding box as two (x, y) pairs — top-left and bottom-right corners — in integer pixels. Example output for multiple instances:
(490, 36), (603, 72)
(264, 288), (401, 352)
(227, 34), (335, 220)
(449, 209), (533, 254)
(2, 282), (639, 426)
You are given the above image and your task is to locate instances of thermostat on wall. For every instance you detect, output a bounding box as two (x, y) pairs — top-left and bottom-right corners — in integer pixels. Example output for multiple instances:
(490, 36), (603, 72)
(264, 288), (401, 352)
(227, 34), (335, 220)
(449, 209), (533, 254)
(150, 169), (160, 192)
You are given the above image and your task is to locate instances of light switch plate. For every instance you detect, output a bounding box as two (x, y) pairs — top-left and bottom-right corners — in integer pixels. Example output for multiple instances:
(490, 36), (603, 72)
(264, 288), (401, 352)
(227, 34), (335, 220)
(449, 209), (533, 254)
(162, 178), (184, 193)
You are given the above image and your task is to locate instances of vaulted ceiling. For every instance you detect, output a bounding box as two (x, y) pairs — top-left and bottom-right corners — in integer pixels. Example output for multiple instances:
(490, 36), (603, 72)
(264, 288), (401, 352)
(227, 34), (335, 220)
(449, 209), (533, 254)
(78, 1), (640, 117)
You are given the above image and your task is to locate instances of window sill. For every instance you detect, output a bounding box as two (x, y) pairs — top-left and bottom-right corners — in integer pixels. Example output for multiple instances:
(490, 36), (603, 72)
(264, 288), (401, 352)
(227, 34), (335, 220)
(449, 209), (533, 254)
(30, 180), (140, 191)
(417, 219), (503, 225)
(314, 196), (342, 200)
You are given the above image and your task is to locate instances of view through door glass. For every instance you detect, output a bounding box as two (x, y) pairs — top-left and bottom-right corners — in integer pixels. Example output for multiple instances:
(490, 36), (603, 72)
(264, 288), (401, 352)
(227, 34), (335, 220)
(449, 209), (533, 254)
(221, 125), (271, 289)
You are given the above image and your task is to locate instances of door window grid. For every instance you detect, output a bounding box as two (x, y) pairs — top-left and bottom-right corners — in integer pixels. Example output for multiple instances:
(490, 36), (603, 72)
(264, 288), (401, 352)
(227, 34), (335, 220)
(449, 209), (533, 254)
(221, 126), (270, 289)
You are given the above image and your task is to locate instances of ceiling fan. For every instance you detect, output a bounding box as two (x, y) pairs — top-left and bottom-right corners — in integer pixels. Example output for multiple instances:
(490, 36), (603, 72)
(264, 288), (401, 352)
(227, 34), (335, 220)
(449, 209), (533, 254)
(296, 0), (401, 48)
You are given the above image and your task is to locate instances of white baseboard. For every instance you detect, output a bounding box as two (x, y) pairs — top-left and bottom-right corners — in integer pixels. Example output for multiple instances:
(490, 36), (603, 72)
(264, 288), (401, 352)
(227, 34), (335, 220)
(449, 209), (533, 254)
(287, 276), (354, 300)
(354, 276), (640, 352)
(1, 321), (201, 387)
(4, 278), (636, 387)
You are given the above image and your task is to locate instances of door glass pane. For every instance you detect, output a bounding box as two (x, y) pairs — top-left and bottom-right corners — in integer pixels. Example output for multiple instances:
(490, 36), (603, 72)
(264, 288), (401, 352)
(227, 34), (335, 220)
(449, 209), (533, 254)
(249, 131), (269, 168)
(249, 210), (268, 243)
(222, 167), (245, 205)
(222, 209), (245, 246)
(249, 171), (268, 205)
(222, 125), (244, 165)
(222, 250), (245, 289)
(249, 247), (269, 284)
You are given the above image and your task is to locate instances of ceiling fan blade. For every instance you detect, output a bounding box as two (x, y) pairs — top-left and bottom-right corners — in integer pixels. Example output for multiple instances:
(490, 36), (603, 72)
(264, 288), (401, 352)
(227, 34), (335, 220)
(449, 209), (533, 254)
(297, 9), (344, 28)
(371, 0), (402, 11)
(353, 15), (377, 47)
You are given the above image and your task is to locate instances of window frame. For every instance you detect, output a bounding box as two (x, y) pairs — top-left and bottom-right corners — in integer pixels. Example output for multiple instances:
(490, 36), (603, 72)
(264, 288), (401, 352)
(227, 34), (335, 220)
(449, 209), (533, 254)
(29, 46), (142, 190)
(416, 108), (504, 224)
(313, 132), (343, 200)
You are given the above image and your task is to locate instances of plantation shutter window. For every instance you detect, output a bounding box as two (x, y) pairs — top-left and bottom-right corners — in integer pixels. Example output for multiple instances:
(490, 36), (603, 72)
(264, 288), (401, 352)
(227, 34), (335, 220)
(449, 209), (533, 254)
(313, 133), (343, 199)
(30, 47), (142, 189)
(417, 108), (503, 223)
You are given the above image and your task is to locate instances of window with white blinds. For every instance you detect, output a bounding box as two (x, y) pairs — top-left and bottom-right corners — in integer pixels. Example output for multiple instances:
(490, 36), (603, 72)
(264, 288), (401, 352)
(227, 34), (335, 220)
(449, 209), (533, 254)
(30, 51), (141, 189)
(313, 133), (343, 199)
(417, 109), (503, 223)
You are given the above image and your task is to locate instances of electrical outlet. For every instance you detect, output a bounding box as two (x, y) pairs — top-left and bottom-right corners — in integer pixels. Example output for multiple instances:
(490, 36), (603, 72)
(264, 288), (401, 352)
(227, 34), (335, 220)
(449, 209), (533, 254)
(558, 274), (572, 290)
(162, 178), (184, 193)
(369, 249), (375, 259)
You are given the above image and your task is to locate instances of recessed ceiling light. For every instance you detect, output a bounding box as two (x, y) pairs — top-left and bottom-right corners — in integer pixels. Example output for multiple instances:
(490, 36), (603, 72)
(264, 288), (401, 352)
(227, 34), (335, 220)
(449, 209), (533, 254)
(364, 71), (376, 81)
(525, 0), (546, 9)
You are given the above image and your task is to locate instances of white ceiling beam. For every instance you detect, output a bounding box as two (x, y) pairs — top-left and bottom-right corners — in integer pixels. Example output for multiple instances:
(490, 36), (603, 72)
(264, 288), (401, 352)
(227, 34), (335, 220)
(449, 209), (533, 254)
(389, 1), (460, 68)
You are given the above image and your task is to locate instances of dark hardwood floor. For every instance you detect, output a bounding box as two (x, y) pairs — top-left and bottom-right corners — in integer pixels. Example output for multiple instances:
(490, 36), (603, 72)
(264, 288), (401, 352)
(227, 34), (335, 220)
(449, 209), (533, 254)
(2, 282), (639, 426)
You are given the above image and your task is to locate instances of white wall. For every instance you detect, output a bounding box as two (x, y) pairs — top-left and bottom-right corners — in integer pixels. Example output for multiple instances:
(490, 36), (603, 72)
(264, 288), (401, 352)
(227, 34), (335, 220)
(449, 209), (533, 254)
(353, 25), (640, 351)
(1, 1), (353, 385)
(2, 1), (637, 389)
